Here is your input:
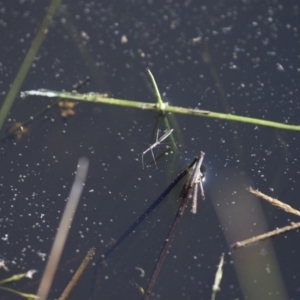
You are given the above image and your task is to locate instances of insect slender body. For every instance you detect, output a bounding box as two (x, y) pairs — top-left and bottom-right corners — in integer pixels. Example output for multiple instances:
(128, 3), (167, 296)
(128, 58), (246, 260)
(141, 129), (174, 169)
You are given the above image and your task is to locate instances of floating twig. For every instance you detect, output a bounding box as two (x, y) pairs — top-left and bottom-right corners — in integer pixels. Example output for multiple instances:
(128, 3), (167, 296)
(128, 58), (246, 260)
(58, 248), (95, 300)
(231, 221), (300, 249)
(231, 187), (300, 249)
(211, 253), (225, 300)
(247, 187), (300, 217)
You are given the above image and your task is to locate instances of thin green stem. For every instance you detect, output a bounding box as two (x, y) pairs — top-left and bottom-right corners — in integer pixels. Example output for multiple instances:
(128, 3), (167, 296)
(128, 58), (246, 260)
(0, 0), (62, 132)
(147, 69), (165, 110)
(0, 286), (37, 300)
(21, 90), (300, 131)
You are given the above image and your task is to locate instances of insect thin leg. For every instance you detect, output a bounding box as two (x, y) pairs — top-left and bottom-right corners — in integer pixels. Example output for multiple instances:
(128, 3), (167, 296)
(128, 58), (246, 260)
(156, 129), (160, 142)
(150, 148), (158, 169)
(141, 129), (173, 170)
(142, 153), (145, 170)
(199, 178), (205, 200)
(191, 182), (198, 214)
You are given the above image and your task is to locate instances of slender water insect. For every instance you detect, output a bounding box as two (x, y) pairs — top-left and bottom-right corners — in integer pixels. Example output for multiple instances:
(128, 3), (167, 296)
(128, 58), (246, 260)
(141, 129), (174, 169)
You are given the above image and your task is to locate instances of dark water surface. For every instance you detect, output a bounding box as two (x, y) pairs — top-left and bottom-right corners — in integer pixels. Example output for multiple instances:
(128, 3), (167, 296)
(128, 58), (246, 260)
(0, 1), (299, 299)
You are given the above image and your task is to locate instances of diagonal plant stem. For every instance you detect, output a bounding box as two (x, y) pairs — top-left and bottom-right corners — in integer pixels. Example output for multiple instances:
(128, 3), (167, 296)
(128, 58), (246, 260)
(0, 286), (37, 300)
(0, 0), (62, 132)
(89, 158), (197, 299)
(247, 187), (300, 217)
(142, 193), (191, 300)
(58, 248), (95, 300)
(20, 90), (300, 131)
(231, 221), (300, 249)
(211, 253), (225, 300)
(143, 153), (205, 300)
(231, 187), (300, 249)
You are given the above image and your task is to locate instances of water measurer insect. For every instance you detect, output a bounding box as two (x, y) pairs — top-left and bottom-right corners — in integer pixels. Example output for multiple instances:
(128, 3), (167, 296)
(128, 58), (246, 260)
(141, 129), (174, 169)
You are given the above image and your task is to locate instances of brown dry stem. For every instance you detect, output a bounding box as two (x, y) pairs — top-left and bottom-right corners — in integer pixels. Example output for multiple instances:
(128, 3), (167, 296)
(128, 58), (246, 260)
(231, 221), (300, 249)
(247, 187), (300, 217)
(231, 187), (300, 249)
